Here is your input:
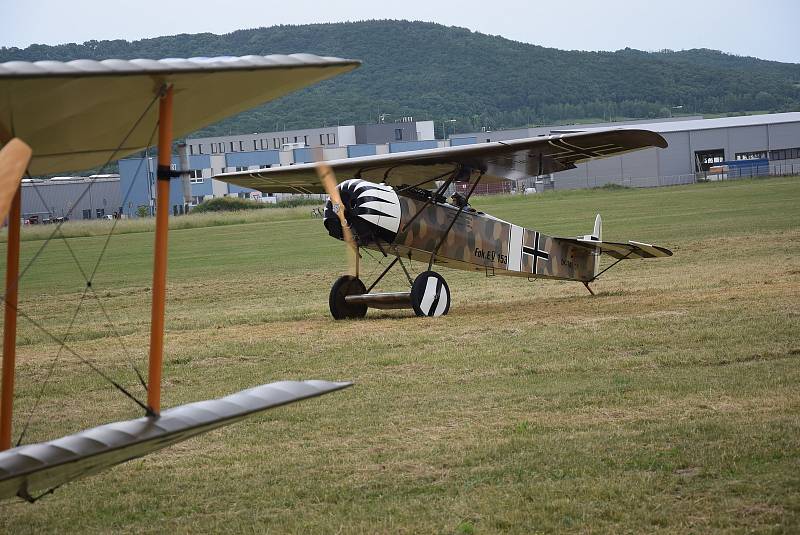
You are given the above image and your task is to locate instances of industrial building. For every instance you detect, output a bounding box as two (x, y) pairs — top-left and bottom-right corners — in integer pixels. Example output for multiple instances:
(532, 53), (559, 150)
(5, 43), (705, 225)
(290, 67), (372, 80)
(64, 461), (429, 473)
(452, 112), (800, 190)
(19, 113), (799, 220)
(20, 175), (121, 222)
(118, 120), (438, 217)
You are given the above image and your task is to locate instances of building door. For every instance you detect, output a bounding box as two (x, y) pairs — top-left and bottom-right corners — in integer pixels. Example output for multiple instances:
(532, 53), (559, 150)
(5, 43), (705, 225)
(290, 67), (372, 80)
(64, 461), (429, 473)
(695, 149), (725, 172)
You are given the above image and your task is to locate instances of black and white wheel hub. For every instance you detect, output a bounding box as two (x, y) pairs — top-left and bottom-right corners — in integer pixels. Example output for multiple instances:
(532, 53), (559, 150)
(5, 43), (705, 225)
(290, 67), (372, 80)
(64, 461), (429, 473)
(410, 271), (450, 317)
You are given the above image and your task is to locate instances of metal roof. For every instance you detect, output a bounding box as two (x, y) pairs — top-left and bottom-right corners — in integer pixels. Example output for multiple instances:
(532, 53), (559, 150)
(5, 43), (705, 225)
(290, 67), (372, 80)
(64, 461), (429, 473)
(455, 112), (800, 140)
(572, 112), (800, 134)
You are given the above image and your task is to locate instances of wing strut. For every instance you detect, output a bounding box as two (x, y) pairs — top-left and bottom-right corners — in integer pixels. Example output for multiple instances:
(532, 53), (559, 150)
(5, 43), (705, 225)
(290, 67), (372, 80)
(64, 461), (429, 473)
(427, 172), (484, 271)
(0, 139), (32, 450)
(147, 84), (174, 415)
(1, 186), (22, 451)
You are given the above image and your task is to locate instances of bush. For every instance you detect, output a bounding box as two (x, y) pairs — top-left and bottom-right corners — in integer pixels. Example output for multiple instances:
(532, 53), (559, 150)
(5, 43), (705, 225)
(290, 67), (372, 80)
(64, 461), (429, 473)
(192, 196), (324, 213)
(191, 197), (267, 213)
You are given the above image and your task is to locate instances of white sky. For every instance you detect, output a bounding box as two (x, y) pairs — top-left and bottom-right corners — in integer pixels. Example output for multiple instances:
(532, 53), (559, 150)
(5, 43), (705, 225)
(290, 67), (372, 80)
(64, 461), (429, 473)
(1, 0), (798, 63)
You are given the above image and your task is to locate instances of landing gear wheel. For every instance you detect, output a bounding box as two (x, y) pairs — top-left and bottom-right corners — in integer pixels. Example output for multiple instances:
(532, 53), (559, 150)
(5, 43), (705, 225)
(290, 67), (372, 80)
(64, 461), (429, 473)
(410, 271), (451, 317)
(329, 275), (368, 320)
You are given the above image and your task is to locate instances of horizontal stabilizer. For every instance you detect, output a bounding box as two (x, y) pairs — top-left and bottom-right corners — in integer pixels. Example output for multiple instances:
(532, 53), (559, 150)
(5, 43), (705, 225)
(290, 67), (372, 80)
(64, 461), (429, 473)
(0, 380), (352, 502)
(557, 237), (672, 259)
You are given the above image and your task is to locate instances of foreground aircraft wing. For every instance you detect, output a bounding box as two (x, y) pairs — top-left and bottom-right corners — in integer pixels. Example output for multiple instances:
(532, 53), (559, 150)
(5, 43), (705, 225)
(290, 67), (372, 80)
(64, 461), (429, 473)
(557, 237), (672, 259)
(214, 129), (667, 193)
(0, 380), (351, 501)
(0, 55), (360, 175)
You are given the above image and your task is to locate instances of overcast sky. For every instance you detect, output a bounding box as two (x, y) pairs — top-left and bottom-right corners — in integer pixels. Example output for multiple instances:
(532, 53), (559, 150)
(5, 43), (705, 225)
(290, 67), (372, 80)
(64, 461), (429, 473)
(1, 0), (798, 63)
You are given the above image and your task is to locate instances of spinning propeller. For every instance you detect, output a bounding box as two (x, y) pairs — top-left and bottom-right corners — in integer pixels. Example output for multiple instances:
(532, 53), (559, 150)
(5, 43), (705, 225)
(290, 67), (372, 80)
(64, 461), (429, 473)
(0, 138), (32, 222)
(316, 163), (358, 276)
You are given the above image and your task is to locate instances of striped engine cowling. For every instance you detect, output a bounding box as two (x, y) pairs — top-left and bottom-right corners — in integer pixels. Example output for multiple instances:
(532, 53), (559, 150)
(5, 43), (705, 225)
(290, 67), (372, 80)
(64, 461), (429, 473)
(323, 179), (401, 245)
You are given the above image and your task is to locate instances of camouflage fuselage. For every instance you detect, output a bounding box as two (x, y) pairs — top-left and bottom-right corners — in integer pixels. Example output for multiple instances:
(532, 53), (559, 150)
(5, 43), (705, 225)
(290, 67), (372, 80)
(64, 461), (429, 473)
(353, 186), (598, 281)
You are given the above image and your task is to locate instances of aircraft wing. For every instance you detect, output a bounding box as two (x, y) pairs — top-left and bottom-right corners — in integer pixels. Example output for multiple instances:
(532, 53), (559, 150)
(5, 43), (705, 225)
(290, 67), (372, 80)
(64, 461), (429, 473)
(0, 55), (360, 175)
(214, 129), (667, 193)
(0, 380), (351, 502)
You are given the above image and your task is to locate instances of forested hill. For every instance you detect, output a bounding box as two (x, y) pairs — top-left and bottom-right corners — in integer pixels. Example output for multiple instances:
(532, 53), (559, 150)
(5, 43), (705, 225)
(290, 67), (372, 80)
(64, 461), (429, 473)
(2, 20), (799, 137)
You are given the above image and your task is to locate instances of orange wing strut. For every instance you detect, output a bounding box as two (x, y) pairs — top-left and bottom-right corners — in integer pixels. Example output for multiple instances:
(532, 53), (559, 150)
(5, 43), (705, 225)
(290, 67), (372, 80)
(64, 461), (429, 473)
(1, 137), (32, 451)
(147, 85), (174, 415)
(0, 188), (21, 450)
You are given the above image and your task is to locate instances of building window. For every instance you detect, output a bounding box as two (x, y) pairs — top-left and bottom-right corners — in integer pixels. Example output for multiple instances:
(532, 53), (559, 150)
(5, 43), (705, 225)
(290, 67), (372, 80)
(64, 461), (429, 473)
(281, 137), (289, 144)
(303, 135), (308, 146)
(735, 151), (768, 160)
(230, 142), (236, 152)
(211, 144), (218, 154)
(197, 144), (203, 155)
(769, 147), (800, 161)
(96, 208), (105, 218)
(239, 141), (245, 151)
(189, 145), (194, 156)
(253, 140), (258, 151)
(235, 166), (247, 172)
(189, 169), (204, 183)
(395, 128), (403, 141)
(327, 133), (336, 145)
(273, 138), (280, 149)
(260, 164), (271, 169)
(320, 134), (325, 145)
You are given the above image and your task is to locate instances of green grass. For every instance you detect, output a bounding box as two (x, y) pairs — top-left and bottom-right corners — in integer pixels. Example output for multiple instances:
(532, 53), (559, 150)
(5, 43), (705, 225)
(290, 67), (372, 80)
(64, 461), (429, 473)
(1, 204), (322, 243)
(0, 177), (798, 533)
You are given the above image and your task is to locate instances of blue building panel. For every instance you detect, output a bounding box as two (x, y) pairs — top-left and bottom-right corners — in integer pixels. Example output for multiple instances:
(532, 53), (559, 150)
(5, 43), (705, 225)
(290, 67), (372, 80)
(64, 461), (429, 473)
(188, 154), (211, 170)
(190, 180), (214, 197)
(451, 137), (477, 146)
(118, 158), (150, 216)
(225, 150), (280, 167)
(347, 144), (377, 158)
(119, 157), (188, 217)
(293, 147), (314, 164)
(389, 140), (438, 153)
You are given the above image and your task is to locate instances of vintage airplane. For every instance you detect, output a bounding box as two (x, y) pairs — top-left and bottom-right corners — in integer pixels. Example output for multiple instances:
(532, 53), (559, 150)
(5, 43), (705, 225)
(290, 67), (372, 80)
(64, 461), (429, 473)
(215, 130), (673, 319)
(0, 53), (360, 502)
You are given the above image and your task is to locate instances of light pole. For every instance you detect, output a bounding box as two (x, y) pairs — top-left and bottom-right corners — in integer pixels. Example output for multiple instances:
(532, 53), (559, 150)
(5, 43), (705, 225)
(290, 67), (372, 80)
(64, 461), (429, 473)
(441, 119), (456, 142)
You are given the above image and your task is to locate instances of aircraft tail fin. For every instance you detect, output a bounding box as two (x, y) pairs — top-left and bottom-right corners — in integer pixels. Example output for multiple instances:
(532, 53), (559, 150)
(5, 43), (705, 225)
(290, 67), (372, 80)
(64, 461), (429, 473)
(592, 214), (602, 241)
(577, 214), (602, 276)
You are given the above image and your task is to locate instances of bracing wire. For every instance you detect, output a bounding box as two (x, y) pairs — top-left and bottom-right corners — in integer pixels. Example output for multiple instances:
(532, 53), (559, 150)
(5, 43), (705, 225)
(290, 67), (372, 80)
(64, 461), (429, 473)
(4, 89), (162, 301)
(13, 127), (159, 445)
(3, 91), (164, 442)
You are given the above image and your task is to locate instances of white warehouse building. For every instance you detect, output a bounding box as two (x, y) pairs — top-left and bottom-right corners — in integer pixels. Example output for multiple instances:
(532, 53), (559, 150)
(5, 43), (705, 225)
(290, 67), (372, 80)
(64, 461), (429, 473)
(451, 112), (800, 189)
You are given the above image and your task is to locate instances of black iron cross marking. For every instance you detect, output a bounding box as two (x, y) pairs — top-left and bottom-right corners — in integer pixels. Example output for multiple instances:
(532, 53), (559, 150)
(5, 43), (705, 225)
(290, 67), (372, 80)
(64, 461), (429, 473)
(522, 232), (549, 273)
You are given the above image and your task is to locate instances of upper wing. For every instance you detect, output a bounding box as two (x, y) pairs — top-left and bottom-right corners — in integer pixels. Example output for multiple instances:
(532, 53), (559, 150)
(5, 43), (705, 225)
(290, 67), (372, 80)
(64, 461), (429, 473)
(556, 237), (673, 259)
(214, 129), (667, 194)
(0, 55), (360, 175)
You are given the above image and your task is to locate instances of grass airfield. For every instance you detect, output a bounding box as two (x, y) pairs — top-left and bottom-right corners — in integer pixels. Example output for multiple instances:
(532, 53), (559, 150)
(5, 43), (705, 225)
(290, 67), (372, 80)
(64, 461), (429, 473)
(0, 176), (798, 533)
